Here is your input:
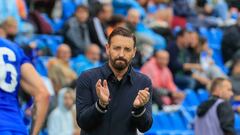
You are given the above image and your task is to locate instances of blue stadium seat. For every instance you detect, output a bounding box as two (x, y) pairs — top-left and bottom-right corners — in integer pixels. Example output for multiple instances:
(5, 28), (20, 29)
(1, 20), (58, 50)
(62, 0), (77, 20)
(197, 89), (209, 102)
(235, 113), (240, 133)
(169, 111), (187, 130)
(158, 112), (172, 130)
(183, 89), (200, 107)
(35, 56), (52, 76)
(33, 35), (63, 56)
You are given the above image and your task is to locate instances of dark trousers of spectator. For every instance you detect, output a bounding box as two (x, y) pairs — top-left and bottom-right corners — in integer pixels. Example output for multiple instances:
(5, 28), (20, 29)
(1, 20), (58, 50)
(174, 74), (196, 90)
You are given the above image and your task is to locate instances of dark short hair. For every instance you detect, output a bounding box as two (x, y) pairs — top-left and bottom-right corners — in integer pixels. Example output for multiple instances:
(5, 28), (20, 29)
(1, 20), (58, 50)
(210, 77), (230, 93)
(108, 15), (125, 27)
(199, 37), (207, 46)
(76, 5), (89, 12)
(108, 27), (136, 47)
(176, 29), (187, 38)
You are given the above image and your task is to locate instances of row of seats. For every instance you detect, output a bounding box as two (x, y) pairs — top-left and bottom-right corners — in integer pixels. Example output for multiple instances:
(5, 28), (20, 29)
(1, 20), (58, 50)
(145, 89), (240, 135)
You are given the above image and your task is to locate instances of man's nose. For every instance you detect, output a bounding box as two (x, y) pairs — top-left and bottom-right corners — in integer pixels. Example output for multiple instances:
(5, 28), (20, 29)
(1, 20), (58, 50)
(119, 49), (124, 57)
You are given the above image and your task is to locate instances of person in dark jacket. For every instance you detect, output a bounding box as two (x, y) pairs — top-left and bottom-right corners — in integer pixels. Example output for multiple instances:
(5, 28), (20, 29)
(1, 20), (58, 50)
(76, 27), (153, 135)
(63, 5), (91, 57)
(195, 77), (235, 135)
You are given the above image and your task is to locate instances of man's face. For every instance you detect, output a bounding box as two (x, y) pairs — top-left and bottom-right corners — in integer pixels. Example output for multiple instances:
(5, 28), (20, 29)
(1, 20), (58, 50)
(188, 32), (199, 49)
(63, 92), (74, 110)
(156, 51), (169, 68)
(219, 80), (233, 100)
(232, 62), (240, 75)
(6, 23), (18, 37)
(127, 10), (140, 27)
(86, 45), (100, 63)
(57, 45), (71, 62)
(182, 32), (189, 48)
(106, 35), (136, 71)
(102, 4), (113, 22)
(76, 8), (89, 23)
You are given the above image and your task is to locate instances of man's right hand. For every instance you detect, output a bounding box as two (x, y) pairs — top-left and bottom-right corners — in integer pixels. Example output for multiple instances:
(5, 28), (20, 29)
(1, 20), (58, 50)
(96, 79), (110, 108)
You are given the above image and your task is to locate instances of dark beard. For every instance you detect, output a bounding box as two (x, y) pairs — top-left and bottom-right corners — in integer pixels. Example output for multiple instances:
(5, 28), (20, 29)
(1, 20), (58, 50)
(110, 57), (129, 71)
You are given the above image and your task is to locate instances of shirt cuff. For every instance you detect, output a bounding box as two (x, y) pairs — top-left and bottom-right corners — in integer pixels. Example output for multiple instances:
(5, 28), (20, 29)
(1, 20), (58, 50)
(131, 107), (146, 118)
(95, 100), (108, 113)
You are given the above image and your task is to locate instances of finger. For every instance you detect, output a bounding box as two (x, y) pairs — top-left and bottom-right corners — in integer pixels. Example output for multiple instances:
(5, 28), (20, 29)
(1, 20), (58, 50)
(140, 91), (150, 102)
(96, 79), (102, 87)
(138, 93), (145, 105)
(103, 80), (108, 89)
(144, 87), (149, 91)
(138, 95), (146, 105)
(141, 90), (150, 98)
(139, 91), (148, 101)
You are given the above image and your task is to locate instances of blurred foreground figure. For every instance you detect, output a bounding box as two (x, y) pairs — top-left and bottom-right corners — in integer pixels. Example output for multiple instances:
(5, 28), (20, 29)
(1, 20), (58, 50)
(195, 78), (235, 135)
(0, 37), (49, 135)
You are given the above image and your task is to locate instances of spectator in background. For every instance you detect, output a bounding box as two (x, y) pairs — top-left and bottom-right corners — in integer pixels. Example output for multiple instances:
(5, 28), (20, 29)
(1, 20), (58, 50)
(141, 50), (184, 109)
(88, 2), (113, 51)
(48, 44), (77, 93)
(230, 59), (240, 114)
(0, 0), (22, 31)
(195, 78), (235, 135)
(71, 44), (101, 76)
(63, 5), (91, 57)
(222, 17), (240, 63)
(47, 88), (75, 135)
(230, 59), (240, 97)
(167, 29), (201, 90)
(198, 38), (226, 79)
(188, 36), (226, 88)
(106, 15), (126, 36)
(1, 17), (18, 41)
(0, 24), (6, 38)
(126, 8), (154, 66)
(187, 32), (212, 88)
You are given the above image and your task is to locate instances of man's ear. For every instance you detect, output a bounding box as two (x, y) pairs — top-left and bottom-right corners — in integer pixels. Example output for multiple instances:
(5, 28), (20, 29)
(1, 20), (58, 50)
(105, 44), (110, 55)
(132, 47), (137, 58)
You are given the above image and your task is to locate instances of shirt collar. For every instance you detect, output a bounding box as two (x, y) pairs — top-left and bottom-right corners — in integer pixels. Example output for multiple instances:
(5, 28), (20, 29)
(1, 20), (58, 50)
(101, 63), (134, 85)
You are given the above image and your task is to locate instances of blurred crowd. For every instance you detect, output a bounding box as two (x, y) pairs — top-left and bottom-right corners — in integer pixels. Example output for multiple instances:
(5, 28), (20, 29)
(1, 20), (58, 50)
(1, 0), (240, 134)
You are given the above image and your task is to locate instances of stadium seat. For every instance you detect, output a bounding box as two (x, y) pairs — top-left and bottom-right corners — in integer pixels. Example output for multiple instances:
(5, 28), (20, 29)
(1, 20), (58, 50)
(235, 113), (240, 133)
(62, 0), (76, 20)
(183, 89), (200, 107)
(169, 111), (187, 130)
(197, 89), (209, 102)
(35, 56), (52, 76)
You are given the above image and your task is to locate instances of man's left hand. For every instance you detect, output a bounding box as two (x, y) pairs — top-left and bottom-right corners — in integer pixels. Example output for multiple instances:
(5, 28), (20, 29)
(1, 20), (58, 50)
(133, 88), (150, 108)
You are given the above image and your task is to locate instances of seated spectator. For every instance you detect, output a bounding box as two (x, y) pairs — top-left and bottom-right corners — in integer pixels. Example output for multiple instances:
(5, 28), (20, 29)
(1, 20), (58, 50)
(195, 78), (235, 135)
(167, 29), (201, 89)
(230, 59), (240, 113)
(141, 50), (184, 109)
(106, 15), (126, 36)
(187, 33), (226, 88)
(88, 2), (113, 51)
(230, 59), (240, 96)
(1, 17), (18, 41)
(0, 23), (6, 38)
(0, 0), (25, 32)
(198, 37), (226, 79)
(126, 8), (154, 64)
(221, 18), (240, 63)
(48, 44), (77, 92)
(47, 88), (75, 135)
(71, 44), (101, 76)
(63, 5), (91, 57)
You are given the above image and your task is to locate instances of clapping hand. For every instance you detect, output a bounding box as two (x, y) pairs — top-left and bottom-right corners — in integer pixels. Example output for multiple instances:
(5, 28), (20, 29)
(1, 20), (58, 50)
(133, 88), (150, 108)
(96, 79), (110, 108)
